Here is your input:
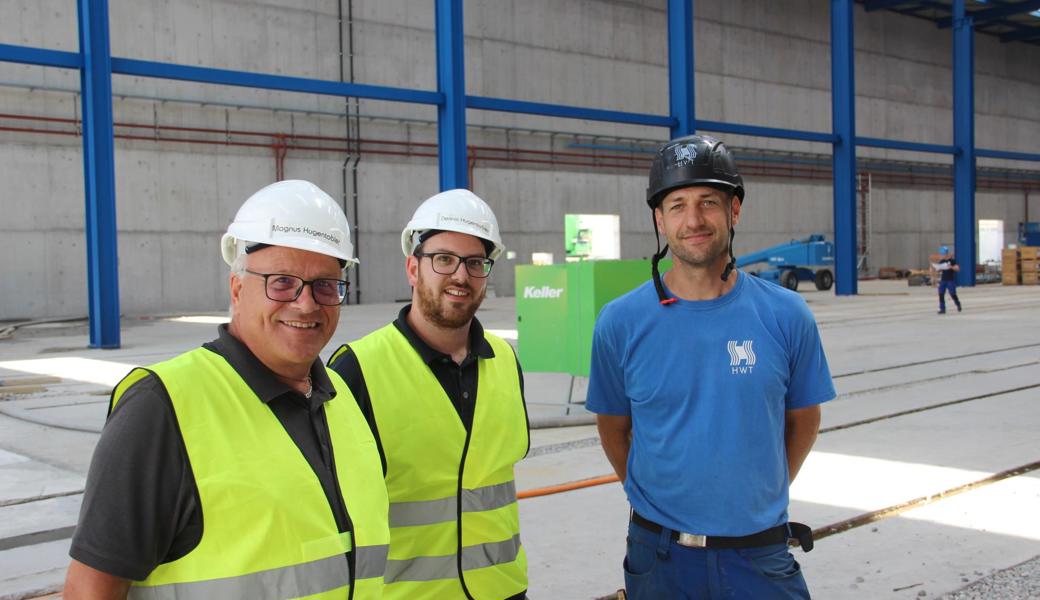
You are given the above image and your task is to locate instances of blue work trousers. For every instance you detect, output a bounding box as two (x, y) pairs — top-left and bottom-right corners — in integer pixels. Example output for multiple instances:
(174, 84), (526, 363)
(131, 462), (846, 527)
(938, 280), (960, 312)
(623, 519), (811, 599)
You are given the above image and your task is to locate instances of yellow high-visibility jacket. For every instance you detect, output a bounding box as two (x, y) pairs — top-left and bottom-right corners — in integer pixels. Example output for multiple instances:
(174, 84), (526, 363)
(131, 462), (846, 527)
(111, 348), (389, 599)
(335, 324), (528, 599)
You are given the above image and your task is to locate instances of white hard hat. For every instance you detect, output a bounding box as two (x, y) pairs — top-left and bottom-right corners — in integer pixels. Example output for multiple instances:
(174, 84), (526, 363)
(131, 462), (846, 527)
(401, 189), (504, 260)
(221, 180), (357, 267)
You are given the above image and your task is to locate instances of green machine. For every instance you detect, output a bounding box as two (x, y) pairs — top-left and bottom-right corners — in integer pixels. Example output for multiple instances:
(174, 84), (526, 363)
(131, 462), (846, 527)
(515, 259), (668, 377)
(564, 214), (593, 258)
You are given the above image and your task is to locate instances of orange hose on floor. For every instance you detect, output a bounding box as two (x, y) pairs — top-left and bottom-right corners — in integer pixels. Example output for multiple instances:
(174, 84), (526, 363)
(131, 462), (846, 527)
(517, 473), (619, 499)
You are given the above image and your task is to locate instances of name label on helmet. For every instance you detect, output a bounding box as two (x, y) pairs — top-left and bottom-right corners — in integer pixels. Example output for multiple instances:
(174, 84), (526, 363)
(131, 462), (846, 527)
(271, 223), (341, 246)
(522, 285), (564, 299)
(438, 214), (492, 236)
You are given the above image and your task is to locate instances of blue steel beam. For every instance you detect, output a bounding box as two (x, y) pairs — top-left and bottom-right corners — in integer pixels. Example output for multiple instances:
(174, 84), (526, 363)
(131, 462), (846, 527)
(697, 119), (836, 143)
(466, 96), (676, 128)
(937, 0), (1040, 28)
(78, 0), (120, 348)
(856, 136), (957, 154)
(465, 99), (840, 144)
(0, 43), (80, 69)
(435, 0), (467, 190)
(831, 0), (857, 296)
(112, 58), (441, 105)
(668, 0), (695, 138)
(953, 0), (976, 286)
(976, 148), (1040, 162)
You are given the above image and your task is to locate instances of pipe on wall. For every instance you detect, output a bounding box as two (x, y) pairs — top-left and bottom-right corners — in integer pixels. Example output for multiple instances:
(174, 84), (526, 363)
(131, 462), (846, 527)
(338, 0), (363, 304)
(0, 111), (1037, 193)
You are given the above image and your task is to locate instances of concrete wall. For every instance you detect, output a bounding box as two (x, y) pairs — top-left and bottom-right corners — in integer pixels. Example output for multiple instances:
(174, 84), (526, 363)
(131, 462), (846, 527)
(1, 0), (1039, 319)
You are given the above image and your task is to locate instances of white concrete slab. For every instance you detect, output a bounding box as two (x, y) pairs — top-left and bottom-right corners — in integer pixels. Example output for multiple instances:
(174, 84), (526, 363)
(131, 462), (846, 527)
(0, 539), (69, 600)
(0, 495), (80, 543)
(0, 450), (83, 507)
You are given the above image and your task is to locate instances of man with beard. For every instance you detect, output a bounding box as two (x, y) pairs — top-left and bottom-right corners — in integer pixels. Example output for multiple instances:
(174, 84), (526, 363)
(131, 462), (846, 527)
(65, 180), (389, 599)
(329, 188), (529, 600)
(587, 135), (835, 599)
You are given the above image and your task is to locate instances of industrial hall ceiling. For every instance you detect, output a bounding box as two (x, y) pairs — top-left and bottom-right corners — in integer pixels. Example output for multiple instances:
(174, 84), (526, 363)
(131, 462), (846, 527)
(859, 0), (1040, 46)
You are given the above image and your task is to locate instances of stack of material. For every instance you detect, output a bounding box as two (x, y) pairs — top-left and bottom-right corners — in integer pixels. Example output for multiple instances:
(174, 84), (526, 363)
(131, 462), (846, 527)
(1022, 247), (1039, 285)
(1002, 247), (1040, 285)
(1002, 248), (1021, 285)
(877, 267), (910, 280)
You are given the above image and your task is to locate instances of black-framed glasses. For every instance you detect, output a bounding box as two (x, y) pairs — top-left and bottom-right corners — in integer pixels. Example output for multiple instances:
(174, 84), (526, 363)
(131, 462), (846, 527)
(243, 269), (348, 306)
(415, 252), (495, 278)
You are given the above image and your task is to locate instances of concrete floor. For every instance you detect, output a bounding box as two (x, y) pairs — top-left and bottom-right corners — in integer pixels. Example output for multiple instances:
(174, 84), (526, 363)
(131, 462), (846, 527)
(1, 279), (1038, 599)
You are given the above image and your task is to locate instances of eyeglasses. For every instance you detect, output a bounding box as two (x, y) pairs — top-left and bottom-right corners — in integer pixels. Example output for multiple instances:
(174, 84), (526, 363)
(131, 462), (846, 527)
(415, 252), (495, 278)
(243, 269), (348, 306)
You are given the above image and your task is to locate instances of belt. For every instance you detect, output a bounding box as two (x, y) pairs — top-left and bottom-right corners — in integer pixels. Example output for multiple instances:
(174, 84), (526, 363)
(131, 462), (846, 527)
(630, 511), (814, 551)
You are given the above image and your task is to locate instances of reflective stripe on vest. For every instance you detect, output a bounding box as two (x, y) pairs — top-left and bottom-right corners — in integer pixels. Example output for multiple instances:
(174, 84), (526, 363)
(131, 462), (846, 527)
(128, 545), (391, 600)
(114, 349), (390, 599)
(356, 543), (391, 580)
(343, 324), (529, 600)
(389, 480), (517, 527)
(385, 533), (522, 583)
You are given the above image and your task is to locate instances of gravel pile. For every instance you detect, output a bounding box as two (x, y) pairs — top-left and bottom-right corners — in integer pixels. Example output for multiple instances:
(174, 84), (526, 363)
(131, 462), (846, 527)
(943, 554), (1040, 599)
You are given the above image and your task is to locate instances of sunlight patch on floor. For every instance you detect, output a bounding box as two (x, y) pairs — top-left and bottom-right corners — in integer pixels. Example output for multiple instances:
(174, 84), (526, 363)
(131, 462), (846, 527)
(793, 451), (1040, 541)
(0, 357), (138, 387)
(166, 315), (230, 325)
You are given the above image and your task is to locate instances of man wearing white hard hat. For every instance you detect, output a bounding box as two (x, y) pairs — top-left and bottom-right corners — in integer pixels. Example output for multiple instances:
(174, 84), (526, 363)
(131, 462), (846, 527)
(65, 180), (389, 600)
(329, 189), (529, 600)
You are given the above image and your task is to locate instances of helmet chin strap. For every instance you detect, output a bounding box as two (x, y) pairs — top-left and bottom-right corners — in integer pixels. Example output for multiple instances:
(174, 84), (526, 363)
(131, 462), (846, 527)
(721, 226), (736, 281)
(650, 209), (677, 305)
(720, 197), (737, 282)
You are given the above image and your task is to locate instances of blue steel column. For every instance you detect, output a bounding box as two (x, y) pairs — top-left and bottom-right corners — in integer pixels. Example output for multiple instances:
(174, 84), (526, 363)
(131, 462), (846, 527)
(435, 0), (467, 190)
(78, 0), (121, 348)
(953, 0), (976, 286)
(831, 0), (857, 295)
(667, 0), (695, 138)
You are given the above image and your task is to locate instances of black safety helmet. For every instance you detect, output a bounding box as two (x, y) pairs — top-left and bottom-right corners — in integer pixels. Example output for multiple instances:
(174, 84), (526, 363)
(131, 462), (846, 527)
(646, 134), (745, 304)
(647, 135), (745, 209)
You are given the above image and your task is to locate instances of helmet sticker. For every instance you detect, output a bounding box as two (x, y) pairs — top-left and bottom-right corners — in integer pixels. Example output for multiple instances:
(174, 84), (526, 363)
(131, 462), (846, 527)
(672, 143), (698, 167)
(270, 221), (342, 246)
(437, 213), (492, 236)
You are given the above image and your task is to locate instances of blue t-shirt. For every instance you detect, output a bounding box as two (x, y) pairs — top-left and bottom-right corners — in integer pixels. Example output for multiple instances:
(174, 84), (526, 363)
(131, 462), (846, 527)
(586, 271), (835, 536)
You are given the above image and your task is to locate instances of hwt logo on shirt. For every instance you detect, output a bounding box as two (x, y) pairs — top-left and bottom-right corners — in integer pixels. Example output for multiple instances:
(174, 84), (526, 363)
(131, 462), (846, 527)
(727, 340), (756, 374)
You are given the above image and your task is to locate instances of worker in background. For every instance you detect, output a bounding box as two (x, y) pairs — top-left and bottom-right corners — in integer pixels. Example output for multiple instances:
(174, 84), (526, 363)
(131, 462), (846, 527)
(587, 134), (835, 599)
(935, 244), (962, 314)
(328, 189), (529, 600)
(64, 180), (389, 599)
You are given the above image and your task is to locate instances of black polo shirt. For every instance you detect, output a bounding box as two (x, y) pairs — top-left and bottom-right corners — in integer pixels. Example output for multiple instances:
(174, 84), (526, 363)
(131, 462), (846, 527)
(69, 325), (351, 581)
(328, 304), (527, 474)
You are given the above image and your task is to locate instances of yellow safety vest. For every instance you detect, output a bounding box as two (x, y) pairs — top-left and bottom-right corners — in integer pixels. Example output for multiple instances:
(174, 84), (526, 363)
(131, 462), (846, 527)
(110, 348), (389, 600)
(332, 324), (529, 600)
